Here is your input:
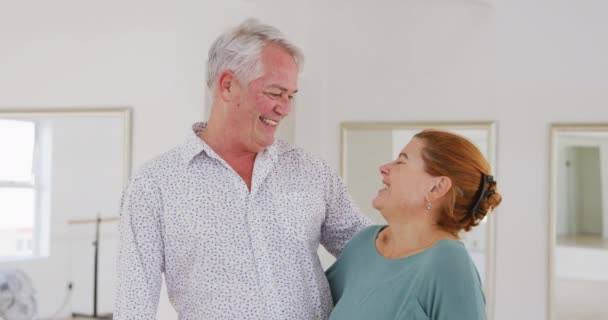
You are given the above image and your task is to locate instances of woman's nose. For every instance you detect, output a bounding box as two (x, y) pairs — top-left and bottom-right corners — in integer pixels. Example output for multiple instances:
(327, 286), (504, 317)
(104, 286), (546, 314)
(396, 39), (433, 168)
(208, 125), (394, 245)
(380, 162), (392, 176)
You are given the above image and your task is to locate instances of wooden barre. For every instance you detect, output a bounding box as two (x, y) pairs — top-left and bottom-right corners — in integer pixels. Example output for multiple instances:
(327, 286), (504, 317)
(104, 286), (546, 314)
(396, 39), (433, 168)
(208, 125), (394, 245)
(67, 217), (119, 225)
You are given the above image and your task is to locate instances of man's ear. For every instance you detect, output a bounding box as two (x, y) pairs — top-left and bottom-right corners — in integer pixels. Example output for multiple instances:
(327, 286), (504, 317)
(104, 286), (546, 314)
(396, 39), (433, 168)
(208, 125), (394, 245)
(217, 70), (242, 103)
(427, 176), (452, 201)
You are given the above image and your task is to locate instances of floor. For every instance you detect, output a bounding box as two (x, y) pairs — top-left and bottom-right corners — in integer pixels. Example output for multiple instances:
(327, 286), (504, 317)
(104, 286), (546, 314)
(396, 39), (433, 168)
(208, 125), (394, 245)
(556, 278), (608, 320)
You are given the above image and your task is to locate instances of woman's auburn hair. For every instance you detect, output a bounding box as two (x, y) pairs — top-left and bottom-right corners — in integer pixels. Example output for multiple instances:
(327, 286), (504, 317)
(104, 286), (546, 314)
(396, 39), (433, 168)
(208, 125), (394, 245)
(414, 130), (502, 234)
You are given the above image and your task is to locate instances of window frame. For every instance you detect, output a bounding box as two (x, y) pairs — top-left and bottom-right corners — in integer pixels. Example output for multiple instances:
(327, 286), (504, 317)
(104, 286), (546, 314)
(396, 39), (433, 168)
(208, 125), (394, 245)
(0, 107), (132, 262)
(0, 119), (43, 261)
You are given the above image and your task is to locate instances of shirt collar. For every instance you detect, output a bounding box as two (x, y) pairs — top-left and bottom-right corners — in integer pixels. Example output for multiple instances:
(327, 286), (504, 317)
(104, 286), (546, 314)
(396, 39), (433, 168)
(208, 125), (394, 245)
(181, 122), (287, 166)
(180, 122), (209, 166)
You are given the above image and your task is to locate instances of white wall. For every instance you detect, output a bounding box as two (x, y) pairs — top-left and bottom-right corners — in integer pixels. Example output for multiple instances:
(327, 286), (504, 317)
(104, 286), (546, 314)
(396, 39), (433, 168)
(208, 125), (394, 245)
(2, 0), (608, 319)
(0, 0), (183, 163)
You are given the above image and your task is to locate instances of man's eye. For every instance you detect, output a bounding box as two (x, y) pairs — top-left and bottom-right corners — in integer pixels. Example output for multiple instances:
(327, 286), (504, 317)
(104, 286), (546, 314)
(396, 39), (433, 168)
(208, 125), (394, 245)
(266, 92), (281, 98)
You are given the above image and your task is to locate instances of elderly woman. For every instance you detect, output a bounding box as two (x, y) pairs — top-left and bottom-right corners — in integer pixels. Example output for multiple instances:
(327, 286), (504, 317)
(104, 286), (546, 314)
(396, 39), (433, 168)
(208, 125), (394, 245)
(326, 130), (502, 320)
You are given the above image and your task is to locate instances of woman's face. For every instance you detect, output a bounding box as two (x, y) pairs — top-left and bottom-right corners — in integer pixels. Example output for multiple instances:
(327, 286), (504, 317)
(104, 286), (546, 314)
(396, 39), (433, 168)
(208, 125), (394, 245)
(373, 138), (435, 219)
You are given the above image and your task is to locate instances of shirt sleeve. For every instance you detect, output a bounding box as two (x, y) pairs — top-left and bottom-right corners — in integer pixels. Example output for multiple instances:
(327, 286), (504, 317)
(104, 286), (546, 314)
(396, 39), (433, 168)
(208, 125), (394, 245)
(320, 162), (372, 257)
(424, 248), (487, 320)
(114, 168), (165, 319)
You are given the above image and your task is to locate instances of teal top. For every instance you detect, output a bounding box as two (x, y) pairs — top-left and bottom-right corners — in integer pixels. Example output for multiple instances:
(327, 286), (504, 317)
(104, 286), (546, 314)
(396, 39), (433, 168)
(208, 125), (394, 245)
(326, 225), (486, 320)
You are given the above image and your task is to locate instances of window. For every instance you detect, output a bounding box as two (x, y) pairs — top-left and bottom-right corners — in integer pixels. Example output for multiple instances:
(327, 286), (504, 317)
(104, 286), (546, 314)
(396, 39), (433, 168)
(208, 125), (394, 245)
(0, 119), (40, 259)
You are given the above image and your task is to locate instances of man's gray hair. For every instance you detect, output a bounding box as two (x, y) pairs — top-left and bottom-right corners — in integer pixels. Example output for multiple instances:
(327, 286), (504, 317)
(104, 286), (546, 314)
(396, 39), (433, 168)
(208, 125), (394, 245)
(205, 18), (304, 90)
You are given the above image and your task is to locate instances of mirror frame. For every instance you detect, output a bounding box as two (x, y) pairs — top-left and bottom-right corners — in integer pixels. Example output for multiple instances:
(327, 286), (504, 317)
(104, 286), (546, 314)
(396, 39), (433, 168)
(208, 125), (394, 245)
(0, 107), (133, 187)
(547, 123), (608, 320)
(340, 121), (498, 319)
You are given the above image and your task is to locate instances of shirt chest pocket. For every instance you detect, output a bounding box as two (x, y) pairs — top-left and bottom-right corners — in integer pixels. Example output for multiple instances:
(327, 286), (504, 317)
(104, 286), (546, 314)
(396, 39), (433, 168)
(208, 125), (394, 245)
(272, 191), (326, 240)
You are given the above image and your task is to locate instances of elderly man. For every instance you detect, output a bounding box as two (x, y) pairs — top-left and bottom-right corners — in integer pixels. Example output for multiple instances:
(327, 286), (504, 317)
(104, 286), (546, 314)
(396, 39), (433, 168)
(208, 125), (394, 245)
(114, 19), (371, 320)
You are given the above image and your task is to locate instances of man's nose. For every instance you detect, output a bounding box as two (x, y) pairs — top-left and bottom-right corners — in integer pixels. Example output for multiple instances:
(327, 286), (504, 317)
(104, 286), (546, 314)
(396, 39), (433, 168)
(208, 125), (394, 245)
(275, 98), (291, 116)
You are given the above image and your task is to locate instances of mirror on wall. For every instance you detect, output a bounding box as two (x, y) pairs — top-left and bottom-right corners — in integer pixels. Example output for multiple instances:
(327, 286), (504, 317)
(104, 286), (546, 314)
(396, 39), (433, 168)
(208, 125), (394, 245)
(549, 124), (608, 320)
(340, 121), (497, 318)
(0, 108), (131, 317)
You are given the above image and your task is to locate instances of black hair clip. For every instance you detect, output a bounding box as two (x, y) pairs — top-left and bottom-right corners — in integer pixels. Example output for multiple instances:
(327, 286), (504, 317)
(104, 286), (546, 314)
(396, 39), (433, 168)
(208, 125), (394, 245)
(461, 174), (496, 222)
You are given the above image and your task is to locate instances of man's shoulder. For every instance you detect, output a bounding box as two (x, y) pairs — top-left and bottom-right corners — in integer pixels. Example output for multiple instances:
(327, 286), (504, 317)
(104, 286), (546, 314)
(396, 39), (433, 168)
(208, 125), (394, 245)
(132, 144), (185, 180)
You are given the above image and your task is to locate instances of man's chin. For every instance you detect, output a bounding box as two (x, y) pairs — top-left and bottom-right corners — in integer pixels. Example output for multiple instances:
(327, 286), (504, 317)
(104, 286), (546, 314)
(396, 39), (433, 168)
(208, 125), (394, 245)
(259, 137), (275, 148)
(250, 135), (275, 152)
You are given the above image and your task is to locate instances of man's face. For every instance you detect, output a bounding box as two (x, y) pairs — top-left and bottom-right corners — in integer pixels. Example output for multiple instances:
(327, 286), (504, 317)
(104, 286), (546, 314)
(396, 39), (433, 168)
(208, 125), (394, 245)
(236, 44), (299, 152)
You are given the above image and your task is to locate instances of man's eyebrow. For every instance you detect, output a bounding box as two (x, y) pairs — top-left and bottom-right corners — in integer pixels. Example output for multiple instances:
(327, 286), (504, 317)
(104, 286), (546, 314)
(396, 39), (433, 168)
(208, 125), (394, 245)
(399, 152), (408, 160)
(266, 85), (298, 94)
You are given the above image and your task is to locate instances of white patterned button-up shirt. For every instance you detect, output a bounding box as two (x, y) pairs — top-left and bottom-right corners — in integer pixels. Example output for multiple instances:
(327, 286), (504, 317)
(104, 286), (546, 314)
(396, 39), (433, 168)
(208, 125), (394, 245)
(114, 123), (371, 320)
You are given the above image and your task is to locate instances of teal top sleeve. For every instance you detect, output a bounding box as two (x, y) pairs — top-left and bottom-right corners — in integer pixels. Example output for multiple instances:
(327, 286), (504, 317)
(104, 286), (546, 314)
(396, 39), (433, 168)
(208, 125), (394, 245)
(419, 238), (486, 320)
(326, 225), (486, 320)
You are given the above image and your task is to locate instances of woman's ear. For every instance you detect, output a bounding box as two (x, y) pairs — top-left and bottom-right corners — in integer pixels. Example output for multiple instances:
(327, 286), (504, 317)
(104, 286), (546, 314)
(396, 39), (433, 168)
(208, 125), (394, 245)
(428, 176), (452, 201)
